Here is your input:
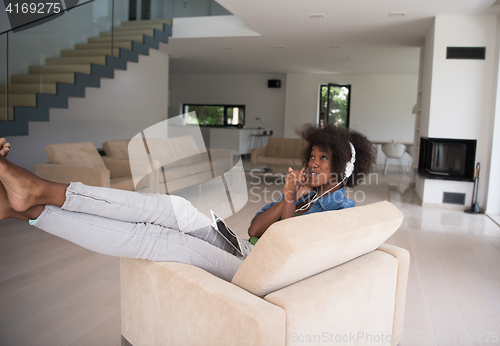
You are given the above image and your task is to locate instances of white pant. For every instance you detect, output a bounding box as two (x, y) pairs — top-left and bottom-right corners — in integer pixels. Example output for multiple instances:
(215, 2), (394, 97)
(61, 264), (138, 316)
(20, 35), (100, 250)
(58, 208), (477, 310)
(33, 182), (253, 281)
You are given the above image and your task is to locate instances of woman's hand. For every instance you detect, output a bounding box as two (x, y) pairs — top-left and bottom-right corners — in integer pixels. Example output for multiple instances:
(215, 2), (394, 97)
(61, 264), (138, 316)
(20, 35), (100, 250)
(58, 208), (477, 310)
(284, 167), (305, 193)
(284, 167), (312, 198)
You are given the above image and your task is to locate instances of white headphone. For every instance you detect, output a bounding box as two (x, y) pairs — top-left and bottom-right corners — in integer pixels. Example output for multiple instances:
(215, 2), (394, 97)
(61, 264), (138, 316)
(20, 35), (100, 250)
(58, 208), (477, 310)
(344, 142), (356, 179)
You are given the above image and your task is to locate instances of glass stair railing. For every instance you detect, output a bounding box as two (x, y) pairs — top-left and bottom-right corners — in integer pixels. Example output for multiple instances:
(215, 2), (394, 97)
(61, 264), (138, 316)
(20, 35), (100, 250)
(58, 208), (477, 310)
(0, 0), (230, 135)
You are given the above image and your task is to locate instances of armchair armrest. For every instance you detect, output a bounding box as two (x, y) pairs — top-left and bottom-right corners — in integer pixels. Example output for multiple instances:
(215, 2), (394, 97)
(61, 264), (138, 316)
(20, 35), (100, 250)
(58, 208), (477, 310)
(34, 163), (110, 187)
(376, 243), (410, 345)
(264, 250), (400, 345)
(251, 146), (267, 164)
(121, 259), (286, 346)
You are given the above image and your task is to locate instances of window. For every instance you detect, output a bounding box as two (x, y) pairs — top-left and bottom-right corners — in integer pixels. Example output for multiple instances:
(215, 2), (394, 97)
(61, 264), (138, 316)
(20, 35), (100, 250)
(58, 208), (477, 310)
(318, 84), (351, 128)
(182, 104), (245, 127)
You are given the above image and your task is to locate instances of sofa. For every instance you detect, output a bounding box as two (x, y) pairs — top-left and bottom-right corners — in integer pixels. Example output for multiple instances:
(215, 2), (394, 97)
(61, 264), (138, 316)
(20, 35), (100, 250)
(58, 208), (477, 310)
(34, 142), (147, 190)
(251, 137), (308, 166)
(102, 136), (234, 194)
(120, 201), (410, 346)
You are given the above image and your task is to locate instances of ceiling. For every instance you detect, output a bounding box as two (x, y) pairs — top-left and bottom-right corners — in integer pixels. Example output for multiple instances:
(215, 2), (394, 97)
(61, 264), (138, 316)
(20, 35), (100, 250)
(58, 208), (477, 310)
(165, 0), (498, 75)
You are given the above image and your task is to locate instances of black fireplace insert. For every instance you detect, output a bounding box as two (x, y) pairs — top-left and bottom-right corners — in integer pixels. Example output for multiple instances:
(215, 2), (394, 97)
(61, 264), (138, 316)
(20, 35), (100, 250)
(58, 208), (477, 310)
(418, 137), (476, 182)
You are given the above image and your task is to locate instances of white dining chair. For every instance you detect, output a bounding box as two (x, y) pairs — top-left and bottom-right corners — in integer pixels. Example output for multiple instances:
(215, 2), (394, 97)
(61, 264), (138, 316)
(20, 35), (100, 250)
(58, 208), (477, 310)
(381, 142), (407, 175)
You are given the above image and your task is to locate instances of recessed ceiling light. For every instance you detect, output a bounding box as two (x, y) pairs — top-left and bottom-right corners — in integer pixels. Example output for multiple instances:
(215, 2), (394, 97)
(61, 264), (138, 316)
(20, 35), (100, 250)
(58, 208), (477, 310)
(223, 46), (235, 50)
(329, 45), (341, 49)
(273, 45), (286, 49)
(389, 12), (406, 17)
(309, 14), (325, 19)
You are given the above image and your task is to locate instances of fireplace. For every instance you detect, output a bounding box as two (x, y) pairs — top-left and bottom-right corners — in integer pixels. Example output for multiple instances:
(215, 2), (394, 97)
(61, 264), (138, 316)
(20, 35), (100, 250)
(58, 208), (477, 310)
(418, 137), (476, 182)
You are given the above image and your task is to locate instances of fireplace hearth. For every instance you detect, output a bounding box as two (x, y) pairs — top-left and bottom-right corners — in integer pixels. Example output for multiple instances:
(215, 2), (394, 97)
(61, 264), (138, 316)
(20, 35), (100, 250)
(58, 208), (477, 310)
(418, 137), (476, 182)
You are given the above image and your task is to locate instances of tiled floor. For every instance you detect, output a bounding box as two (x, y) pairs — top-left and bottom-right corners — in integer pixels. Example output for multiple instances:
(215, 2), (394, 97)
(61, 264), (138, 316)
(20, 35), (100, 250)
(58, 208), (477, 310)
(0, 164), (499, 345)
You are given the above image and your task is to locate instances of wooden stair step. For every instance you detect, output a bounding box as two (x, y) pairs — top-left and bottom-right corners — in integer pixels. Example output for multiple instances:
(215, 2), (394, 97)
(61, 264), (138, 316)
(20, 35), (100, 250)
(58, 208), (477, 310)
(0, 94), (37, 107)
(11, 73), (75, 84)
(100, 29), (154, 37)
(0, 84), (57, 94)
(29, 64), (92, 75)
(88, 36), (144, 43)
(75, 42), (132, 50)
(45, 56), (107, 66)
(114, 24), (165, 31)
(61, 48), (120, 57)
(121, 19), (172, 26)
(0, 107), (14, 121)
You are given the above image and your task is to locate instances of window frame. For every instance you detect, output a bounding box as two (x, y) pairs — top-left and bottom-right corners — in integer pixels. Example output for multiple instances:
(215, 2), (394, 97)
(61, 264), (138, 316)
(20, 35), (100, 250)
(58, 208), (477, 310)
(182, 104), (246, 127)
(318, 84), (351, 129)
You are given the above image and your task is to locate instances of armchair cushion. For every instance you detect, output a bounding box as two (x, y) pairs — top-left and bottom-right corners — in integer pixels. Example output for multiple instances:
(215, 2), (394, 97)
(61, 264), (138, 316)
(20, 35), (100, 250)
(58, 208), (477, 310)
(169, 136), (201, 161)
(34, 163), (110, 187)
(44, 142), (107, 170)
(231, 201), (404, 297)
(265, 138), (307, 159)
(251, 138), (307, 166)
(102, 139), (130, 159)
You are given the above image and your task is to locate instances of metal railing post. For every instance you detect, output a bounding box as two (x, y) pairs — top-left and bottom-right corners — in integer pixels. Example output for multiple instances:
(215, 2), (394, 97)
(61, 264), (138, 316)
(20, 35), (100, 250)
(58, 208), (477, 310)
(6, 31), (9, 120)
(111, 0), (115, 56)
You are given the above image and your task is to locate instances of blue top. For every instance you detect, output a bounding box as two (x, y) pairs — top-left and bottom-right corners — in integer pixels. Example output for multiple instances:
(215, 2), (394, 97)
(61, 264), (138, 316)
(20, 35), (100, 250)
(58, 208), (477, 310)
(256, 186), (355, 216)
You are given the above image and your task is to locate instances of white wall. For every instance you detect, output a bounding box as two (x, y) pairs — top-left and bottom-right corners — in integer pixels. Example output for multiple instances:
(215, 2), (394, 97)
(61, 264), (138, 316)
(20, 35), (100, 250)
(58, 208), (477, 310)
(414, 20), (436, 202)
(172, 15), (260, 39)
(429, 16), (497, 140)
(419, 21), (435, 139)
(169, 73), (287, 137)
(7, 45), (170, 171)
(283, 73), (418, 164)
(419, 15), (498, 207)
(486, 15), (500, 216)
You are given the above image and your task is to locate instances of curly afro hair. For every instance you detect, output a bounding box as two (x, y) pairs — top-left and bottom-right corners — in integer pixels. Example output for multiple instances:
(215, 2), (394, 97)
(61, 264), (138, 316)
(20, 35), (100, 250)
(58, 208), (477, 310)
(297, 123), (375, 187)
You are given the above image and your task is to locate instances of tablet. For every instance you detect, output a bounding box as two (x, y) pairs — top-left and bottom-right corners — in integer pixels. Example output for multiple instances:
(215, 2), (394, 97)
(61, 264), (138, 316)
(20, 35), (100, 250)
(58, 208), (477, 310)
(210, 210), (244, 257)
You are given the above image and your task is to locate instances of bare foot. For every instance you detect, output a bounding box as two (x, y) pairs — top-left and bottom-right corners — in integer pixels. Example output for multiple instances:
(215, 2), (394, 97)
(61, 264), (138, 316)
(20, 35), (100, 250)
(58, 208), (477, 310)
(0, 182), (25, 220)
(0, 138), (11, 158)
(0, 156), (67, 212)
(0, 183), (45, 221)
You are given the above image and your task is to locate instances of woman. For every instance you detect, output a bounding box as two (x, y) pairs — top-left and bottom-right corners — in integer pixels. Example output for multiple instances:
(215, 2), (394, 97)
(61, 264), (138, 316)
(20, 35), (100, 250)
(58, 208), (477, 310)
(248, 123), (374, 240)
(0, 124), (374, 281)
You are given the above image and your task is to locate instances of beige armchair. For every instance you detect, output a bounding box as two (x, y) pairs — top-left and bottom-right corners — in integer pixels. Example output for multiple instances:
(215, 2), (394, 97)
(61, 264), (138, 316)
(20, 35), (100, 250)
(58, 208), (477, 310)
(121, 201), (410, 346)
(34, 142), (148, 190)
(251, 137), (308, 166)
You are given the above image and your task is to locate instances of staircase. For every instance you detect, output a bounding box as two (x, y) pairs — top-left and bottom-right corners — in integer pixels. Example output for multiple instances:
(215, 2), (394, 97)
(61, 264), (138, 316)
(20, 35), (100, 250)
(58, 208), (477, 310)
(0, 19), (172, 136)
